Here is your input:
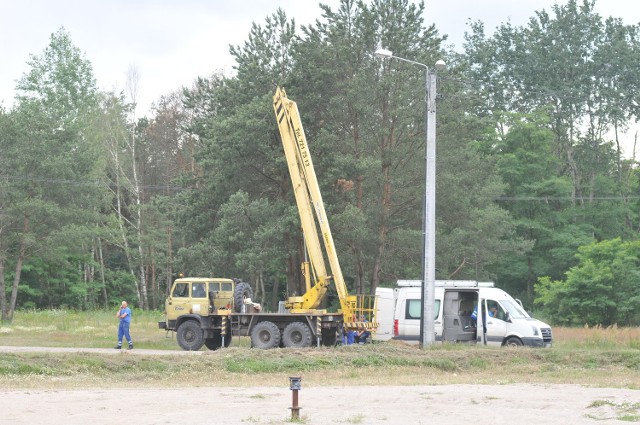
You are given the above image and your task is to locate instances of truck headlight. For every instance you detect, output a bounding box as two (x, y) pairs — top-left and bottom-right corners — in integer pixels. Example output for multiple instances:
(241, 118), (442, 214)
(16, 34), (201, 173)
(531, 326), (539, 336)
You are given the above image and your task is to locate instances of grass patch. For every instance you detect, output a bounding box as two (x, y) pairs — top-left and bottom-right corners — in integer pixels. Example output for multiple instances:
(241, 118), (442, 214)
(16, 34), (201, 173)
(554, 325), (640, 350)
(249, 393), (268, 399)
(284, 415), (309, 423)
(341, 413), (366, 423)
(0, 344), (638, 389)
(0, 309), (171, 349)
(470, 358), (489, 369)
(587, 400), (640, 422)
(1, 310), (640, 390)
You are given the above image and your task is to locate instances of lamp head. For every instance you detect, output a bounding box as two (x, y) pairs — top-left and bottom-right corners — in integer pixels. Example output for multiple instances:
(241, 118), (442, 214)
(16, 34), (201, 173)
(374, 48), (393, 59)
(435, 59), (446, 71)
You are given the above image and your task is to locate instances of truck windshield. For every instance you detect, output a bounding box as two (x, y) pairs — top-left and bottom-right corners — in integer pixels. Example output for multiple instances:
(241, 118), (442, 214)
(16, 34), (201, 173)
(500, 299), (530, 319)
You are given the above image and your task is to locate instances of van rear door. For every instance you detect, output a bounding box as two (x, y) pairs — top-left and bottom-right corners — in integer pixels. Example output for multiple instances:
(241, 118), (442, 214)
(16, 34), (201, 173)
(442, 291), (459, 342)
(373, 288), (395, 341)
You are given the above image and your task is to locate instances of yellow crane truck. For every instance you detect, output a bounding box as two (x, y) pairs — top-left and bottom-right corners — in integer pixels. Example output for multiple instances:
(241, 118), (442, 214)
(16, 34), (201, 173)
(159, 87), (377, 350)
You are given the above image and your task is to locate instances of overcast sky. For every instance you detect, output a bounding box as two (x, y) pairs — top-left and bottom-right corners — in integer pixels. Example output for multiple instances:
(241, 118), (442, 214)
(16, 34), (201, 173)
(1, 0), (638, 155)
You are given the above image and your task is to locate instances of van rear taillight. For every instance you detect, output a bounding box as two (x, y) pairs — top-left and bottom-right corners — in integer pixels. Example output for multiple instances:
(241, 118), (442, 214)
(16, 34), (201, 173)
(394, 319), (399, 336)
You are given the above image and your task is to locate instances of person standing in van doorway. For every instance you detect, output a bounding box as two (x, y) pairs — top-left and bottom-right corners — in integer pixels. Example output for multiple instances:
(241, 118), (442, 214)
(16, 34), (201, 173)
(471, 305), (478, 323)
(114, 301), (133, 350)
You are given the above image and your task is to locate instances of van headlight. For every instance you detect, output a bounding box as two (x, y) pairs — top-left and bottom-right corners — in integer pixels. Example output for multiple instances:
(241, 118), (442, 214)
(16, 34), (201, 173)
(531, 326), (539, 336)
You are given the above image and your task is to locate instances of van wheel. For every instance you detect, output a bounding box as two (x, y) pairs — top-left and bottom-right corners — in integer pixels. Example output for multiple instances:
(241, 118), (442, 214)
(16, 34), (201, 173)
(233, 282), (253, 313)
(251, 321), (281, 349)
(504, 337), (523, 347)
(282, 322), (312, 348)
(177, 320), (204, 351)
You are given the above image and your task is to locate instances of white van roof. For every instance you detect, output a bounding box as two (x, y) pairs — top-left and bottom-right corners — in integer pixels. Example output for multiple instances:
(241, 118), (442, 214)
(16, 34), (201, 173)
(397, 280), (495, 288)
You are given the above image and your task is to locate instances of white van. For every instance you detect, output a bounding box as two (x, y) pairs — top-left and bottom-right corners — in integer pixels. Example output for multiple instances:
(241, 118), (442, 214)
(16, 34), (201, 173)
(374, 280), (552, 347)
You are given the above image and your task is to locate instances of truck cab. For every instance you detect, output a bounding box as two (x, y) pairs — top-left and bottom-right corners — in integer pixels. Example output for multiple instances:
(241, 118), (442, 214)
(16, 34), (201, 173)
(164, 278), (236, 322)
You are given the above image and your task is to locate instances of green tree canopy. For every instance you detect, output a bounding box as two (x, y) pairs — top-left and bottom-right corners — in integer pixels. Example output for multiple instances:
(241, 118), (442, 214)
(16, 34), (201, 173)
(535, 238), (640, 326)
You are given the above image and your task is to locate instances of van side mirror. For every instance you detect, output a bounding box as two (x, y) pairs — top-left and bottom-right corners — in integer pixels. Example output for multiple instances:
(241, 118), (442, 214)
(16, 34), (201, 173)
(504, 311), (510, 322)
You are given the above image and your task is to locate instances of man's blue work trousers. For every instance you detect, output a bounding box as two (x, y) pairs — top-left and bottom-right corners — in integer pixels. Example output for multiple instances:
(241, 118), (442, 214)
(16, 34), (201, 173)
(118, 321), (132, 345)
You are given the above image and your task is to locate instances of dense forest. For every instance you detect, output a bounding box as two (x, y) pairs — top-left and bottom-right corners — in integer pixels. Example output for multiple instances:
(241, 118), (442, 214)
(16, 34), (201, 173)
(0, 0), (638, 327)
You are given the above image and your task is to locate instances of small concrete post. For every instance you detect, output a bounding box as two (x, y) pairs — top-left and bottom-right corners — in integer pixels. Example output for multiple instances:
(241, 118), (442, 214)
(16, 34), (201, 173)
(289, 376), (302, 419)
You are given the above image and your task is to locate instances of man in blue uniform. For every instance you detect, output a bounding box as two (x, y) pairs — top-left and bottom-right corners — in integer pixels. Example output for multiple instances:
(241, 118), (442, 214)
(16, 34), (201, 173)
(114, 301), (133, 349)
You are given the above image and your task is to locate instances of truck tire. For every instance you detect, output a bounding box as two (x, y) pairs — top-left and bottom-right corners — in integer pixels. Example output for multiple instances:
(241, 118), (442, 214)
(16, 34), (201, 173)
(176, 320), (204, 351)
(282, 321), (312, 348)
(233, 281), (253, 313)
(250, 321), (281, 349)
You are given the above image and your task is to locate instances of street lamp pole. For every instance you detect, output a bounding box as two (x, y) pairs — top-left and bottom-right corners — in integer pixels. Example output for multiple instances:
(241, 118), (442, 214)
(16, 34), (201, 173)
(375, 48), (445, 348)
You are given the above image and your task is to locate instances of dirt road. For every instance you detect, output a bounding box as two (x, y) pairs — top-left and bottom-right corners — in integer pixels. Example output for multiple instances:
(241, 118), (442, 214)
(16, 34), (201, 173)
(1, 383), (638, 424)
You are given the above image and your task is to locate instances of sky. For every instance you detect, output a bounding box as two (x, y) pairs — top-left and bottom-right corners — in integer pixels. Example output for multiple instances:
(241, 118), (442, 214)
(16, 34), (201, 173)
(1, 0), (638, 155)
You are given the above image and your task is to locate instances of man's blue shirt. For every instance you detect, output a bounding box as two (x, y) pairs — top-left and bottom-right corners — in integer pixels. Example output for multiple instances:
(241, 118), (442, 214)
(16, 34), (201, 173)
(119, 307), (132, 323)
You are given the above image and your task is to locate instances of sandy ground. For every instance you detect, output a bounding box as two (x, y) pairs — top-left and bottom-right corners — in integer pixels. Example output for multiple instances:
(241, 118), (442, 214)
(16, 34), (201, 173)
(0, 347), (638, 424)
(1, 383), (638, 424)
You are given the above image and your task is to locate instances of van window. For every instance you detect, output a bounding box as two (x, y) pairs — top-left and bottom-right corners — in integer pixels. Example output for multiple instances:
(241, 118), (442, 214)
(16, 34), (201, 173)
(500, 299), (529, 319)
(405, 299), (441, 320)
(209, 282), (220, 292)
(486, 300), (506, 320)
(220, 282), (233, 291)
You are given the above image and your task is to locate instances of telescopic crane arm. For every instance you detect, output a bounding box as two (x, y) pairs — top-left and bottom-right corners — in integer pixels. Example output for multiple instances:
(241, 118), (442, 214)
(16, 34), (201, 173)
(273, 86), (376, 330)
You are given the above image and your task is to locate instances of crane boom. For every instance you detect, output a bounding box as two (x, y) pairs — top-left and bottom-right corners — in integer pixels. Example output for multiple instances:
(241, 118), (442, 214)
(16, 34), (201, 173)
(273, 86), (376, 331)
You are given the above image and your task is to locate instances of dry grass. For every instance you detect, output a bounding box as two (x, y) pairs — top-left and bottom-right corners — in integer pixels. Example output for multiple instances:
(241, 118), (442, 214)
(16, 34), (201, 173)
(0, 309), (174, 349)
(553, 325), (640, 349)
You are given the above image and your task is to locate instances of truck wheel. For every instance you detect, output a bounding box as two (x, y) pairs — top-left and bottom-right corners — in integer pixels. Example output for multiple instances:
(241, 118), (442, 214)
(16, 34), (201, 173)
(250, 321), (281, 349)
(504, 337), (523, 347)
(233, 282), (253, 313)
(176, 320), (204, 351)
(282, 321), (312, 348)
